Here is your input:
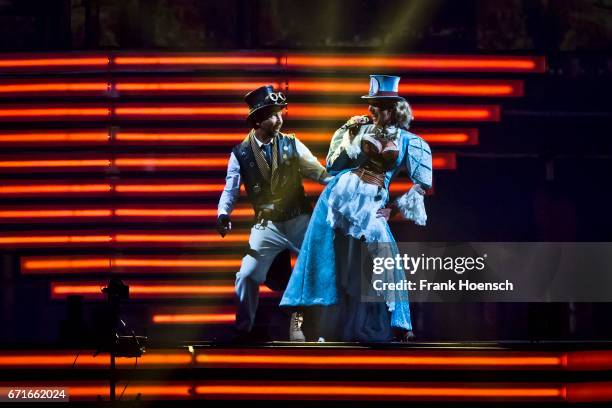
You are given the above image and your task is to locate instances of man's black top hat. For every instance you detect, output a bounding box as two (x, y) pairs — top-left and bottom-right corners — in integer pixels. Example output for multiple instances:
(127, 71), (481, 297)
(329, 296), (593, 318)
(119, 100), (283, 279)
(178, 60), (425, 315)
(244, 85), (287, 125)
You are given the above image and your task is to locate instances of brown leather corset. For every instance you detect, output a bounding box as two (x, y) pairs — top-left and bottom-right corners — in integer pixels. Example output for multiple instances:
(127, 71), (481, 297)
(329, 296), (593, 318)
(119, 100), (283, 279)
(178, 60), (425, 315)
(351, 133), (399, 187)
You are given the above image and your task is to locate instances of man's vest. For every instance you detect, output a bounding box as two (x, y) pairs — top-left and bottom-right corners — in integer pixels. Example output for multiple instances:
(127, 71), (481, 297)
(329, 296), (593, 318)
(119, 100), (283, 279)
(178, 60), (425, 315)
(232, 132), (312, 222)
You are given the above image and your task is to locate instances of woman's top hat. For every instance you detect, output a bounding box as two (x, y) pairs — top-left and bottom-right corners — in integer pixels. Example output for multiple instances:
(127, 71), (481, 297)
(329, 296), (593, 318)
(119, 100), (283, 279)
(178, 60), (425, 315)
(361, 75), (405, 101)
(245, 85), (287, 125)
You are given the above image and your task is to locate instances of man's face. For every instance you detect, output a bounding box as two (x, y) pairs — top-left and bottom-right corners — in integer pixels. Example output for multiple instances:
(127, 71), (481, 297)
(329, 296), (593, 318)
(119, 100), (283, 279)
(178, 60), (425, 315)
(258, 109), (284, 134)
(369, 102), (393, 127)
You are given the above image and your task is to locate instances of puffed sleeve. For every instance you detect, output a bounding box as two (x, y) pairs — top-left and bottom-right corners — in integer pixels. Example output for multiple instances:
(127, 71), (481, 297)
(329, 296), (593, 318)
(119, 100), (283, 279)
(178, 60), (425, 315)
(394, 132), (433, 226)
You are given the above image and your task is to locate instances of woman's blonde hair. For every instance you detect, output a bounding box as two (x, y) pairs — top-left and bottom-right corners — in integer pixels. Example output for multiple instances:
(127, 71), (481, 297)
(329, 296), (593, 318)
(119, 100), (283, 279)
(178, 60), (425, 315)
(391, 99), (413, 130)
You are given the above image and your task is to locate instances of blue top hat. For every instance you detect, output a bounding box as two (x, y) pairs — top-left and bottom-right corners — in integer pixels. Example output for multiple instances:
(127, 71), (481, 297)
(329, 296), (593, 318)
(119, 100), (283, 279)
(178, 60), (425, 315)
(361, 75), (405, 101)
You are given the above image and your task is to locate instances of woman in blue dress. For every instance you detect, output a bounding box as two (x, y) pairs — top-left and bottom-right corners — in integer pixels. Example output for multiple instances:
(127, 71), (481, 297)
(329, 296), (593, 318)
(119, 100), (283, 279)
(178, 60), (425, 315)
(280, 75), (432, 342)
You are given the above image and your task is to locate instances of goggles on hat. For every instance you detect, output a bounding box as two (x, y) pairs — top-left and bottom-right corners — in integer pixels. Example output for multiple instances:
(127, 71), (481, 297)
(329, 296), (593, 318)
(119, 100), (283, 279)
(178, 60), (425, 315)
(266, 92), (286, 103)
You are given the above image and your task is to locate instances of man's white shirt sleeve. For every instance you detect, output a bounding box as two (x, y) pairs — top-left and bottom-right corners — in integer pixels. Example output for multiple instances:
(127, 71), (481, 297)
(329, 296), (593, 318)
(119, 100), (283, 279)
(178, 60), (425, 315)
(217, 152), (241, 216)
(295, 138), (332, 184)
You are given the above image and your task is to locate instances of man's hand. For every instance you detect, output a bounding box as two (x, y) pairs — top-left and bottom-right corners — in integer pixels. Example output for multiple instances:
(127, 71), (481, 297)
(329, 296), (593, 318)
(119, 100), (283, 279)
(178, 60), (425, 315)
(217, 214), (232, 237)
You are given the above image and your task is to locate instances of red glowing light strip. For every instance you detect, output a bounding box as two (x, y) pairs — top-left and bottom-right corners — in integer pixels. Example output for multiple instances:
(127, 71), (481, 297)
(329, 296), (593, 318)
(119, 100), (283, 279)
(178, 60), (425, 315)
(114, 55), (280, 66)
(51, 281), (275, 299)
(1, 381), (610, 402)
(0, 78), (521, 98)
(114, 182), (228, 195)
(0, 128), (476, 146)
(115, 128), (478, 146)
(116, 80), (281, 93)
(0, 159), (110, 169)
(0, 53), (545, 73)
(433, 153), (457, 170)
(286, 104), (500, 121)
(194, 350), (565, 370)
(0, 107), (110, 119)
(153, 313), (235, 324)
(195, 381), (563, 401)
(115, 105), (247, 117)
(0, 206), (254, 221)
(0, 351), (191, 367)
(113, 103), (499, 122)
(21, 256), (243, 274)
(0, 82), (108, 94)
(0, 57), (109, 68)
(0, 155), (452, 171)
(288, 79), (522, 97)
(284, 54), (546, 73)
(0, 183), (111, 195)
(0, 131), (109, 144)
(0, 104), (498, 122)
(0, 180), (422, 197)
(0, 232), (250, 247)
(2, 350), (612, 372)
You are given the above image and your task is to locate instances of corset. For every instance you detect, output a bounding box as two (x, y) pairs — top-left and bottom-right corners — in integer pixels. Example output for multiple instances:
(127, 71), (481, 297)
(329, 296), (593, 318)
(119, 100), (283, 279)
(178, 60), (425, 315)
(361, 133), (399, 170)
(351, 133), (399, 188)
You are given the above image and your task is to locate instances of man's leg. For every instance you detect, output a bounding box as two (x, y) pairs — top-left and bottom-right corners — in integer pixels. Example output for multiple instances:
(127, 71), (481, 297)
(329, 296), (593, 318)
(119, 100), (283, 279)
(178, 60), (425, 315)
(235, 222), (285, 333)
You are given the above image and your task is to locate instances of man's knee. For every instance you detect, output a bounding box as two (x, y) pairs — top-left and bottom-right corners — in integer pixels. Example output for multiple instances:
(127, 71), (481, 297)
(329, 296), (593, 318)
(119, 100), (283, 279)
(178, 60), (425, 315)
(236, 254), (268, 285)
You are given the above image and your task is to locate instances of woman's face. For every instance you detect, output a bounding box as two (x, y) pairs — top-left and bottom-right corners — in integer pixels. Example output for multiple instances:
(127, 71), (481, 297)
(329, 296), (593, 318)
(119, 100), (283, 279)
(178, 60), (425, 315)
(369, 103), (393, 127)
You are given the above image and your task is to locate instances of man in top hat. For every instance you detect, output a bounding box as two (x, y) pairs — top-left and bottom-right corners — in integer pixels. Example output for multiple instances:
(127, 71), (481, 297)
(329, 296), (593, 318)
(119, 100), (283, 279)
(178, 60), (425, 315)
(217, 85), (331, 342)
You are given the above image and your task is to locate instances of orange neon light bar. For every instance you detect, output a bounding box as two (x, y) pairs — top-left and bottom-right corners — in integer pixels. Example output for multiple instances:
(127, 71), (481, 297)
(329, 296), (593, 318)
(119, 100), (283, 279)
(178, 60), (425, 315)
(3, 350), (612, 372)
(0, 232), (250, 247)
(0, 53), (545, 73)
(114, 55), (280, 66)
(115, 128), (477, 146)
(153, 313), (235, 324)
(0, 107), (110, 118)
(114, 157), (229, 168)
(0, 153), (456, 170)
(0, 159), (110, 169)
(51, 281), (274, 299)
(0, 131), (108, 143)
(116, 80), (281, 93)
(111, 79), (520, 97)
(0, 180), (424, 197)
(112, 103), (499, 122)
(0, 381), (607, 402)
(286, 104), (500, 121)
(114, 183), (226, 194)
(195, 382), (562, 400)
(0, 235), (112, 244)
(195, 350), (563, 370)
(0, 129), (475, 146)
(287, 79), (523, 97)
(0, 82), (107, 94)
(0, 104), (498, 121)
(0, 183), (111, 195)
(21, 256), (242, 273)
(0, 351), (191, 367)
(0, 57), (109, 68)
(0, 209), (112, 218)
(0, 206), (253, 220)
(116, 131), (247, 143)
(284, 54), (546, 73)
(115, 106), (247, 117)
(69, 384), (192, 399)
(114, 233), (249, 243)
